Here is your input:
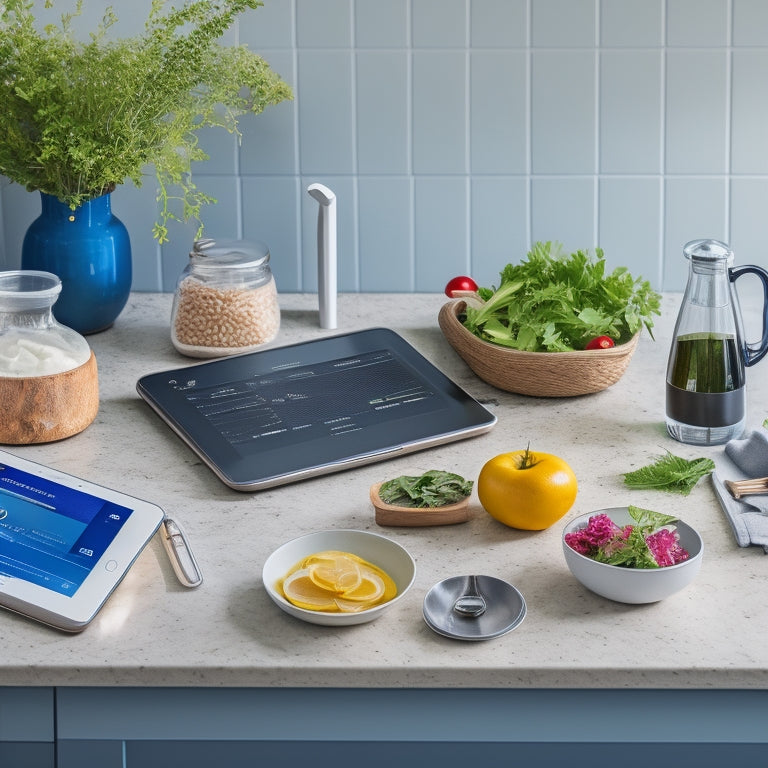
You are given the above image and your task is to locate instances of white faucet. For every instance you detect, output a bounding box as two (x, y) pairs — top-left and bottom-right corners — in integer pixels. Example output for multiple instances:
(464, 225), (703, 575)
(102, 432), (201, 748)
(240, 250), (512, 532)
(307, 183), (338, 330)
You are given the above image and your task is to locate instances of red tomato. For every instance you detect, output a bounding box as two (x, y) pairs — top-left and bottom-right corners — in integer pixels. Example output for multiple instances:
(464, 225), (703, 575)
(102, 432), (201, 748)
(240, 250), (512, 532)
(445, 275), (479, 298)
(585, 335), (616, 350)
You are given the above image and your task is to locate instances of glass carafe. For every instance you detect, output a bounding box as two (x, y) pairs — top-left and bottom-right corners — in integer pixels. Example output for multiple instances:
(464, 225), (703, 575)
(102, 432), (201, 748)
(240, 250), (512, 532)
(665, 239), (768, 445)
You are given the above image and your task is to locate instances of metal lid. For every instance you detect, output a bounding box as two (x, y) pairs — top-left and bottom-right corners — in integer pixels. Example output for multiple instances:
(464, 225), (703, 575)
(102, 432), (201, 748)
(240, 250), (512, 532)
(190, 238), (270, 268)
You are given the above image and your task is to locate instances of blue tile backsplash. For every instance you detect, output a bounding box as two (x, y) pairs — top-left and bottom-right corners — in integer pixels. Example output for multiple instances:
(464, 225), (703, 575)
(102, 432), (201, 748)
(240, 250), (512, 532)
(2, 0), (768, 294)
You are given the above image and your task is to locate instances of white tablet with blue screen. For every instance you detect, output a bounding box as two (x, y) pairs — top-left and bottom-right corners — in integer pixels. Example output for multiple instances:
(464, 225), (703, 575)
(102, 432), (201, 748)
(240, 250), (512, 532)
(0, 450), (164, 632)
(137, 328), (496, 491)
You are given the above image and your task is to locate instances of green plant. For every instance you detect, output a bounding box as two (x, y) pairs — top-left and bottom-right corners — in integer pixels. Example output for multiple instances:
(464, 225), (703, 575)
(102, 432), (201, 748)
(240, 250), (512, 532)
(0, 0), (292, 241)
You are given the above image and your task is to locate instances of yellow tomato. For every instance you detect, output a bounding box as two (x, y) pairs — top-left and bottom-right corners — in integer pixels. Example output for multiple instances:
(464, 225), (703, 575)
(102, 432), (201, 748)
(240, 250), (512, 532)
(477, 447), (578, 530)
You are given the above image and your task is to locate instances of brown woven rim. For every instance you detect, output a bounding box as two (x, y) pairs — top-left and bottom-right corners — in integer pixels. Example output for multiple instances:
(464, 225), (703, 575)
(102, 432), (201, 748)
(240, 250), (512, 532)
(438, 300), (639, 397)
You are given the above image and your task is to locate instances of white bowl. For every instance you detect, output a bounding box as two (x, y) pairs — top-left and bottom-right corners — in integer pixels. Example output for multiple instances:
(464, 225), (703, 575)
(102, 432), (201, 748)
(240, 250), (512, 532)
(562, 507), (703, 604)
(262, 529), (416, 626)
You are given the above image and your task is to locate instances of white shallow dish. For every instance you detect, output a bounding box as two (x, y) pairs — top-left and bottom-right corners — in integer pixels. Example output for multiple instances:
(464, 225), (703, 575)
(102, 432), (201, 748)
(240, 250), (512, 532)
(262, 529), (416, 626)
(562, 507), (704, 604)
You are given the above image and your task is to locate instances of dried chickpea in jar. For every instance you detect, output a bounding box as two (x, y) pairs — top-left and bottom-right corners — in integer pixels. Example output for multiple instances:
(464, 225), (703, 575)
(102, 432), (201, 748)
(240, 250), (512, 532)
(171, 238), (280, 358)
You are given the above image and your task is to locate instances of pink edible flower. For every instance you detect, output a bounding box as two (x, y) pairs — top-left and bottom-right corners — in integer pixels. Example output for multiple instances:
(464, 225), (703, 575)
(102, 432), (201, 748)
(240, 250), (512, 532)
(645, 527), (689, 567)
(565, 513), (626, 555)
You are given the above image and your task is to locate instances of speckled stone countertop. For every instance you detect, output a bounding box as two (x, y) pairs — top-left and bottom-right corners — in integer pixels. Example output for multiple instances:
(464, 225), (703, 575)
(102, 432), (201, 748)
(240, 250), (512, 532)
(4, 292), (768, 689)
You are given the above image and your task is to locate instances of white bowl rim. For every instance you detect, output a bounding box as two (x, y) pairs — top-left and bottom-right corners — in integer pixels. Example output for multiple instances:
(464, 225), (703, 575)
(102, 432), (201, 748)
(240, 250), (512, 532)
(562, 507), (703, 573)
(262, 528), (417, 619)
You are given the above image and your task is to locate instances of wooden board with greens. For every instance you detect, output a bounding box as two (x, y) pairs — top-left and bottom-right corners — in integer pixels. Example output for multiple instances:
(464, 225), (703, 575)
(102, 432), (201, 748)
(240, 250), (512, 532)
(462, 242), (661, 352)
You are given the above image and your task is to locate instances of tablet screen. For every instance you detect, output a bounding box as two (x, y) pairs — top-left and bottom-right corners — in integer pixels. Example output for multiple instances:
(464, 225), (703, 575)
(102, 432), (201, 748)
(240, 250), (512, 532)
(138, 328), (496, 490)
(187, 348), (441, 450)
(0, 463), (133, 596)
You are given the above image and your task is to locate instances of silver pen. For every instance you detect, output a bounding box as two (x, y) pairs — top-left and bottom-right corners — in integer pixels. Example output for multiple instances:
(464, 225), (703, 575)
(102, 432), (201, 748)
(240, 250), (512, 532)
(161, 516), (203, 588)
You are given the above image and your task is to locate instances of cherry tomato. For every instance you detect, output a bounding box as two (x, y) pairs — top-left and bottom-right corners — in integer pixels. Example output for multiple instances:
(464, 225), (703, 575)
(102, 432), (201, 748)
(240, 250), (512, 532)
(444, 275), (479, 298)
(585, 335), (615, 350)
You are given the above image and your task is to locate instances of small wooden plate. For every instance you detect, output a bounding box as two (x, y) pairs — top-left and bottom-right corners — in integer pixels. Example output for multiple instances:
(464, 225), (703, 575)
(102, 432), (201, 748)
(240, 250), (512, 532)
(370, 483), (471, 527)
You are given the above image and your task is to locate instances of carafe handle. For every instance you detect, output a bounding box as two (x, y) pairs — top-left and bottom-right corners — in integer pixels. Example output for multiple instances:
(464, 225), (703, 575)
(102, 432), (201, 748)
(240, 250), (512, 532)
(729, 264), (768, 366)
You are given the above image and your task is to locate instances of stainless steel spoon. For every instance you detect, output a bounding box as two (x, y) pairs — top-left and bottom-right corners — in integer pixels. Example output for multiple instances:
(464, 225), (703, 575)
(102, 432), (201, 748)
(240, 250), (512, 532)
(452, 574), (487, 618)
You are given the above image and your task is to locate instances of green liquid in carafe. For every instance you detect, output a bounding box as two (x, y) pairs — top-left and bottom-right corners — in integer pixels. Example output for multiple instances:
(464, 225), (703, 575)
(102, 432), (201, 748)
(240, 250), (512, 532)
(667, 333), (744, 393)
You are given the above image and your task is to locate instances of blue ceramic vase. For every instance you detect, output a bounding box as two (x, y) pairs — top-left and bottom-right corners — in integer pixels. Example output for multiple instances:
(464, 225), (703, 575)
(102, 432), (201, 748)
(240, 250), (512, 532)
(21, 191), (132, 334)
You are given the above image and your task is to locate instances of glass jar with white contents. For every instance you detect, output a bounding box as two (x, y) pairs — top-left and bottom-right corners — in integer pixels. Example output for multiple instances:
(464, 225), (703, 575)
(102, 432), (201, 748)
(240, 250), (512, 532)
(0, 270), (98, 444)
(0, 270), (91, 376)
(171, 238), (281, 358)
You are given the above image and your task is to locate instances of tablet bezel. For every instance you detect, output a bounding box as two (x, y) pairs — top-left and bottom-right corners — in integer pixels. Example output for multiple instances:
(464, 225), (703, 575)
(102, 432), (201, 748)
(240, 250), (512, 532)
(137, 328), (496, 491)
(0, 450), (165, 632)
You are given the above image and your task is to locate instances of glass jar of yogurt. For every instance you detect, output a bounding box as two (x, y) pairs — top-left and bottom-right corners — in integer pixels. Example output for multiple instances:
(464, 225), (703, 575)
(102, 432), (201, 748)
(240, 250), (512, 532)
(171, 238), (281, 358)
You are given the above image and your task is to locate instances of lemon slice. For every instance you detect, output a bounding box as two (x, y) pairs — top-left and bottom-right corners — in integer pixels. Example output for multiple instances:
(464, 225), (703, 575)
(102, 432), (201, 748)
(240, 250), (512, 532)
(307, 553), (362, 593)
(281, 568), (338, 611)
(339, 570), (385, 603)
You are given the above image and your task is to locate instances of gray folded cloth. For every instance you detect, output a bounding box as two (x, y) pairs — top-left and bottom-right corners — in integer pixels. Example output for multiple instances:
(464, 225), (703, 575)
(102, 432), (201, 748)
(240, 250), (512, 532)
(712, 429), (768, 553)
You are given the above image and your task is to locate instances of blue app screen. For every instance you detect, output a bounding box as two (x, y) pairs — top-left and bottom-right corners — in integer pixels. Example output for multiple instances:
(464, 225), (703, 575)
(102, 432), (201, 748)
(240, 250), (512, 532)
(0, 463), (133, 596)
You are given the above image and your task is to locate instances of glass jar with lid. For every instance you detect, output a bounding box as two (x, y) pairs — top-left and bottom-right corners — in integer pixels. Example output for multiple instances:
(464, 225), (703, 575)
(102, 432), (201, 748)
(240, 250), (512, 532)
(171, 238), (281, 358)
(0, 270), (98, 443)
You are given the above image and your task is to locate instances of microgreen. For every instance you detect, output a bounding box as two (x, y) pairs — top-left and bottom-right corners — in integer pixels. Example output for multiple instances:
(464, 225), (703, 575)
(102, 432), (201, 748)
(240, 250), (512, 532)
(462, 242), (661, 352)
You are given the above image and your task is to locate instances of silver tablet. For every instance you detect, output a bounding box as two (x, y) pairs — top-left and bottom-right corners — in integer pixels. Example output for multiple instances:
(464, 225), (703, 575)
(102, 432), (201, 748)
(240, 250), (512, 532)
(0, 450), (165, 632)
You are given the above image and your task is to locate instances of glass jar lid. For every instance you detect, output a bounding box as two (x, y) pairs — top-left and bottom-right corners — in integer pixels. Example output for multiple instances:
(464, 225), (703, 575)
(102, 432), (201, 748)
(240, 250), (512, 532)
(0, 270), (61, 311)
(190, 238), (271, 269)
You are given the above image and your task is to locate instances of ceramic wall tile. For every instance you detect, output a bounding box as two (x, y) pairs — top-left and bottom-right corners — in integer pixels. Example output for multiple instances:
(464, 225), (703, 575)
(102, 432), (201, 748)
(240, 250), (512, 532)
(666, 0), (729, 47)
(358, 177), (414, 291)
(530, 177), (596, 252)
(730, 178), (768, 268)
(296, 51), (355, 175)
(665, 50), (728, 174)
(598, 177), (663, 286)
(412, 51), (468, 175)
(296, 0), (353, 48)
(733, 0), (768, 46)
(600, 50), (663, 174)
(731, 51), (768, 174)
(663, 177), (728, 289)
(355, 0), (409, 48)
(470, 0), (527, 48)
(470, 51), (528, 174)
(356, 51), (410, 174)
(414, 176), (468, 291)
(531, 0), (596, 47)
(239, 1), (295, 49)
(531, 51), (597, 174)
(412, 0), (467, 48)
(600, 0), (663, 47)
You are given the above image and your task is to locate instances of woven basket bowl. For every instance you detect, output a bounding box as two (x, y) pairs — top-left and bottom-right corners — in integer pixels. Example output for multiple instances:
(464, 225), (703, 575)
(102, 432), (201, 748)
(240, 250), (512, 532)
(438, 300), (639, 397)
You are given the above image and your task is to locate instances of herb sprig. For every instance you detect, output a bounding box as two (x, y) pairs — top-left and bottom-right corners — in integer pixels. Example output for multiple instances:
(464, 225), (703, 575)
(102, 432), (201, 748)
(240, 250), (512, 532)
(462, 241), (661, 352)
(623, 451), (715, 495)
(378, 470), (473, 508)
